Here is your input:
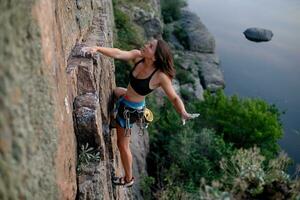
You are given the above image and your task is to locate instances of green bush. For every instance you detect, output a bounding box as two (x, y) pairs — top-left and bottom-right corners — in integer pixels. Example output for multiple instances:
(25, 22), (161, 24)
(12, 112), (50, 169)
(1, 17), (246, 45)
(155, 184), (191, 200)
(147, 98), (234, 195)
(147, 90), (286, 199)
(174, 57), (195, 86)
(114, 60), (131, 87)
(113, 6), (143, 50)
(140, 175), (155, 200)
(193, 90), (283, 160)
(162, 24), (172, 42)
(161, 0), (187, 23)
(179, 88), (192, 101)
(217, 147), (297, 199)
(176, 68), (194, 85)
(77, 143), (100, 173)
(155, 148), (299, 200)
(112, 2), (144, 87)
(173, 23), (189, 49)
(168, 128), (234, 185)
(113, 0), (152, 12)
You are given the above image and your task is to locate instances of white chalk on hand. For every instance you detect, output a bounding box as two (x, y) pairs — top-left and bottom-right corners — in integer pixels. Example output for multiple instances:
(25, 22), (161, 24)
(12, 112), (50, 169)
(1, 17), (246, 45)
(80, 47), (93, 57)
(189, 113), (200, 119)
(182, 113), (200, 126)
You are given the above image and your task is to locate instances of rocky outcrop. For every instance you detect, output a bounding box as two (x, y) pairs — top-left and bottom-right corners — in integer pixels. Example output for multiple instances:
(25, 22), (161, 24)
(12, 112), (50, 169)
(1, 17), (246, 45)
(0, 0), (84, 198)
(167, 9), (225, 98)
(118, 0), (163, 40)
(130, 125), (150, 200)
(0, 0), (148, 199)
(243, 27), (274, 42)
(179, 9), (216, 53)
(175, 50), (225, 92)
(67, 23), (129, 198)
(132, 6), (163, 39)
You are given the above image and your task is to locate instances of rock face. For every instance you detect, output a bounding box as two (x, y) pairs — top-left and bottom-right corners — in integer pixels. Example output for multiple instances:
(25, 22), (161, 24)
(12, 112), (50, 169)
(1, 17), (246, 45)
(0, 0), (149, 199)
(119, 0), (163, 40)
(243, 27), (274, 42)
(133, 6), (163, 39)
(176, 51), (224, 93)
(179, 9), (216, 53)
(167, 9), (225, 99)
(130, 125), (150, 200)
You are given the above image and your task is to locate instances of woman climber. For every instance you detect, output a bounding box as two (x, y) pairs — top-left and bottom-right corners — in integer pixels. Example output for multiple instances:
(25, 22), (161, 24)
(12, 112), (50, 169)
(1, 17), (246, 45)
(81, 38), (199, 187)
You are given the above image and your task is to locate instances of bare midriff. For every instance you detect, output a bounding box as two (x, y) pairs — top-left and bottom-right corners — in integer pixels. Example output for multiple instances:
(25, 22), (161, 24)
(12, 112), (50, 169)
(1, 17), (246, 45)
(124, 84), (148, 102)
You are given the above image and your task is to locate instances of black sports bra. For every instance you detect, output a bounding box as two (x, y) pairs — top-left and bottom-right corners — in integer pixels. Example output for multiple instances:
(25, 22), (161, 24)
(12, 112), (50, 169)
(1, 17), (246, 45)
(129, 59), (158, 96)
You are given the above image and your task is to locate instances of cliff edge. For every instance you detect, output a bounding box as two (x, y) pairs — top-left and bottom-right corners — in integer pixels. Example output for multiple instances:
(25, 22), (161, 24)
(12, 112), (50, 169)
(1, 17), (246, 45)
(0, 0), (147, 199)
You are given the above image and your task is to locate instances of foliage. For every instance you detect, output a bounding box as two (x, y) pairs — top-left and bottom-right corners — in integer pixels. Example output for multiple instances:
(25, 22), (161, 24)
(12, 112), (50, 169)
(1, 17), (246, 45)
(198, 179), (231, 200)
(157, 147), (299, 200)
(176, 68), (195, 85)
(174, 56), (195, 85)
(168, 128), (234, 185)
(114, 60), (132, 87)
(160, 0), (187, 23)
(155, 178), (231, 200)
(155, 184), (191, 200)
(113, 6), (143, 50)
(113, 0), (152, 12)
(216, 147), (298, 199)
(77, 143), (100, 173)
(220, 146), (268, 195)
(193, 90), (283, 160)
(140, 175), (155, 200)
(173, 23), (189, 49)
(180, 88), (193, 101)
(112, 2), (144, 87)
(146, 90), (290, 199)
(162, 24), (172, 42)
(147, 98), (234, 197)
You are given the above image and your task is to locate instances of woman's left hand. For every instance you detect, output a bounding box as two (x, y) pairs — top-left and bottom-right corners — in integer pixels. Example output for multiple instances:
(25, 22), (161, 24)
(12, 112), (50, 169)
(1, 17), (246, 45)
(181, 112), (200, 125)
(80, 46), (98, 57)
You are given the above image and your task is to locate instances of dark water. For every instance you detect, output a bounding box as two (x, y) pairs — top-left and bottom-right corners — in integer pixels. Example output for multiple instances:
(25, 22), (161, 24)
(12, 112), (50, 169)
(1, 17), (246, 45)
(188, 0), (300, 173)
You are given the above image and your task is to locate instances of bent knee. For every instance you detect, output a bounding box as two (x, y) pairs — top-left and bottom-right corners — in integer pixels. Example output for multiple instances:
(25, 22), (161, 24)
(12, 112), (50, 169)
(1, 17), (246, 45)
(114, 87), (127, 98)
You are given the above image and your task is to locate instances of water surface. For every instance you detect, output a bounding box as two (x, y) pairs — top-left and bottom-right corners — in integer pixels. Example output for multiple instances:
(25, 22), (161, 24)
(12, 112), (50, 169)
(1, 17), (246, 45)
(188, 0), (300, 173)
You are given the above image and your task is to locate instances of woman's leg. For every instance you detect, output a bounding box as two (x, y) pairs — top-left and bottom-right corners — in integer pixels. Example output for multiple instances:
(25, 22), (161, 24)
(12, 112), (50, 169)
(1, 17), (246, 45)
(114, 87), (132, 181)
(111, 87), (127, 127)
(116, 123), (133, 182)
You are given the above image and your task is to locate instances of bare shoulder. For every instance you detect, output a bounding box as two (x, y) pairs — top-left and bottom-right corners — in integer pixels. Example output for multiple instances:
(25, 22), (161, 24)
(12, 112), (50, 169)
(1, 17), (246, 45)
(157, 71), (172, 86)
(157, 71), (177, 99)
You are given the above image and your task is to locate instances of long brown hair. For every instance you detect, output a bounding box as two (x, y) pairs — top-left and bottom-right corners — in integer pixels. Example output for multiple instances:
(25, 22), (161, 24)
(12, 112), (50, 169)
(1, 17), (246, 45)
(154, 39), (175, 79)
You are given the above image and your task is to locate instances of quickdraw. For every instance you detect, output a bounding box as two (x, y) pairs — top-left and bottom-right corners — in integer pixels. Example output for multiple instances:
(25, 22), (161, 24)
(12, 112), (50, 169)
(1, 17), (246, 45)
(122, 107), (154, 137)
(114, 96), (154, 137)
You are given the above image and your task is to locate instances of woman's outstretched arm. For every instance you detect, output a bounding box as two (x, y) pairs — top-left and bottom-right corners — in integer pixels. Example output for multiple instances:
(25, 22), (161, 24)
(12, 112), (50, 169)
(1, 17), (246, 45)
(83, 46), (142, 61)
(159, 73), (190, 120)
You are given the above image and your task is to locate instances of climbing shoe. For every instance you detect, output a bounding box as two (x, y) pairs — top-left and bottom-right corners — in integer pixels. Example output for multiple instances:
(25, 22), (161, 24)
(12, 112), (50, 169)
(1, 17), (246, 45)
(113, 176), (134, 187)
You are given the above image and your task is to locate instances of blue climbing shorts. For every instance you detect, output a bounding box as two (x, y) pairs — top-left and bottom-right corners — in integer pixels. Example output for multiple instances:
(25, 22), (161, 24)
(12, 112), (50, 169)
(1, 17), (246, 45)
(115, 96), (145, 129)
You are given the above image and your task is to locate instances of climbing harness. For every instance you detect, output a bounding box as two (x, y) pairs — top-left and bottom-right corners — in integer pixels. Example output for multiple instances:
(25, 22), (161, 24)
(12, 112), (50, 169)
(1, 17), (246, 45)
(114, 96), (153, 136)
(135, 107), (154, 136)
(121, 105), (145, 136)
